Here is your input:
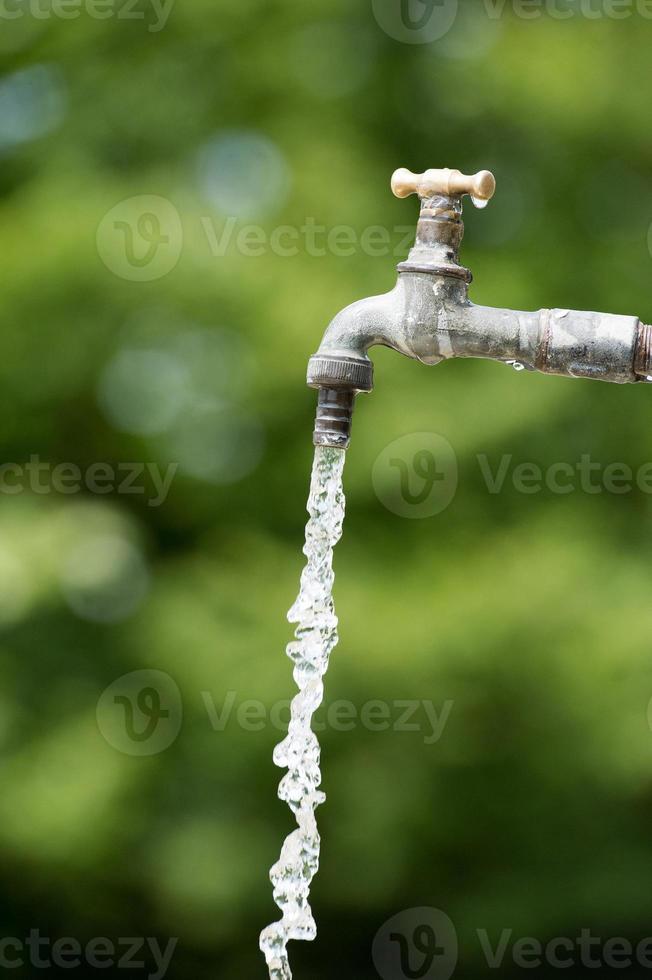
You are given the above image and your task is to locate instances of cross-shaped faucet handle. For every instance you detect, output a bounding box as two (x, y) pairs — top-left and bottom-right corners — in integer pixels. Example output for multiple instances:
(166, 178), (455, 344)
(391, 167), (496, 208)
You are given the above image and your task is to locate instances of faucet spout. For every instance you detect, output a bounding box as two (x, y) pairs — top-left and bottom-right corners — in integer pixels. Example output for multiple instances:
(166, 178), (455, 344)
(306, 275), (449, 448)
(306, 167), (652, 448)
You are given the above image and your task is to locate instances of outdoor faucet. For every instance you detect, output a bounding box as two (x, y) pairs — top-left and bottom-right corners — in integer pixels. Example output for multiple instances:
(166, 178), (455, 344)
(307, 167), (652, 448)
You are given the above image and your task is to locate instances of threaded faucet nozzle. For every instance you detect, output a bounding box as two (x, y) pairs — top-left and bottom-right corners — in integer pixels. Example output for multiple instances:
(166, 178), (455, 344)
(313, 388), (355, 449)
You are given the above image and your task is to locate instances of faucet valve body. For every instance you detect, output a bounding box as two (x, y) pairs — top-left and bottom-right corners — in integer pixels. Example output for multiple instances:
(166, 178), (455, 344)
(307, 165), (652, 448)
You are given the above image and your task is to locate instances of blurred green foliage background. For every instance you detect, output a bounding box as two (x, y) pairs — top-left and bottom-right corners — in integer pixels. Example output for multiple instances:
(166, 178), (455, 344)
(2, 0), (652, 976)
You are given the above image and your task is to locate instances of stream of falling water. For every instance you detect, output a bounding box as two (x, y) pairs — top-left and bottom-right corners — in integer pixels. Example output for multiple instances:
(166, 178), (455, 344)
(259, 445), (346, 980)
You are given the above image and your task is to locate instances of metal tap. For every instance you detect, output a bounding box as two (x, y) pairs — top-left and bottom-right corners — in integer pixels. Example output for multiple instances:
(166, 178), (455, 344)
(307, 167), (652, 448)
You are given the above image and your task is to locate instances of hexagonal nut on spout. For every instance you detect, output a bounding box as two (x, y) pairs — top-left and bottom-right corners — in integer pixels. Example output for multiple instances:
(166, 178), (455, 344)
(306, 354), (374, 392)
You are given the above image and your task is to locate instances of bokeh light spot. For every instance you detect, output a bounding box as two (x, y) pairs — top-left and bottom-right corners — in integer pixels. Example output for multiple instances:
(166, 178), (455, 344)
(59, 534), (150, 624)
(197, 129), (291, 219)
(0, 64), (66, 151)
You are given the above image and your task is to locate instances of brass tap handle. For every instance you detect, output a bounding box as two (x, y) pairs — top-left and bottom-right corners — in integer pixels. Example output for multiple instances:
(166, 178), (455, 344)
(391, 167), (496, 207)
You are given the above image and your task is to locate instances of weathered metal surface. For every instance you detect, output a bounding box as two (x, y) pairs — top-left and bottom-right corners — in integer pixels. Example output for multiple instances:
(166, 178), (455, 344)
(307, 168), (650, 447)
